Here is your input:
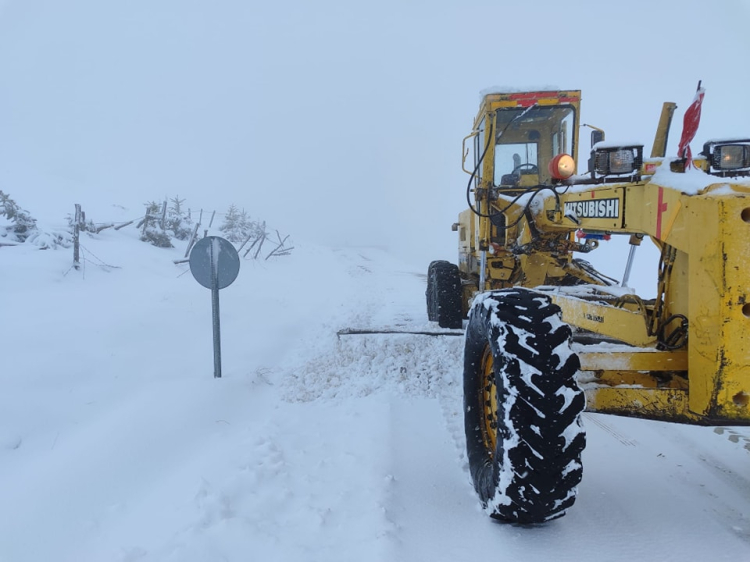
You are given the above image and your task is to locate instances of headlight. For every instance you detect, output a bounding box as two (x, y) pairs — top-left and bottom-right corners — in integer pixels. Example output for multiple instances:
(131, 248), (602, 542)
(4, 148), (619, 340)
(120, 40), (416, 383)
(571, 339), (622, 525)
(702, 139), (750, 175)
(589, 144), (643, 179)
(608, 150), (635, 174)
(549, 153), (575, 180)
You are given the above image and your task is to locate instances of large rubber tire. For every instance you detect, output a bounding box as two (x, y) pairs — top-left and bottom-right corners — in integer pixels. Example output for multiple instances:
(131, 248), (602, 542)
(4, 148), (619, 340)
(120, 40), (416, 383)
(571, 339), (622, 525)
(463, 288), (586, 524)
(426, 260), (463, 329)
(426, 260), (449, 322)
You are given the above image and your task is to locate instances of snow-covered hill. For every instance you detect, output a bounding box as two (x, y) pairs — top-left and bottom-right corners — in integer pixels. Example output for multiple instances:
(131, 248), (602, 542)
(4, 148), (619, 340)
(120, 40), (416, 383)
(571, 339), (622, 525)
(2, 227), (749, 562)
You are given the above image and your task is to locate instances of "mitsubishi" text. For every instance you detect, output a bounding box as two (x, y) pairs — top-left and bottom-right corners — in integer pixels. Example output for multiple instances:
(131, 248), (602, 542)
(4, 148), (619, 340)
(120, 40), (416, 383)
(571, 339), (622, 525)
(564, 198), (620, 219)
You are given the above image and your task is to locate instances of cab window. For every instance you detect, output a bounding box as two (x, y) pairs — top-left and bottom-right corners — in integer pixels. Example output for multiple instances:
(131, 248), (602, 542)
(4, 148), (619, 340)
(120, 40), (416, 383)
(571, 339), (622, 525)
(494, 142), (538, 185)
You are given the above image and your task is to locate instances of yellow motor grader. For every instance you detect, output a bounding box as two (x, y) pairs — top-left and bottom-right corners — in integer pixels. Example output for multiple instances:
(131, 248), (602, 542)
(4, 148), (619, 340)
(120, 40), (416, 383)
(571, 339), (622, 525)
(426, 87), (750, 524)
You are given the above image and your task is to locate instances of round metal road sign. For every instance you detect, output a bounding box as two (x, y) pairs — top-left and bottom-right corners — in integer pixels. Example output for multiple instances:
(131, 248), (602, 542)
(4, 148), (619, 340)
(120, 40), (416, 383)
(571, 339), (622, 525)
(189, 236), (240, 289)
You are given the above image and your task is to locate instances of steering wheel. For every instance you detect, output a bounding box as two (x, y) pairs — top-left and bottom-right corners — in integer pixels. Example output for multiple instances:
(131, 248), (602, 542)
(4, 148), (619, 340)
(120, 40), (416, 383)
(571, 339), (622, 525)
(512, 163), (539, 175)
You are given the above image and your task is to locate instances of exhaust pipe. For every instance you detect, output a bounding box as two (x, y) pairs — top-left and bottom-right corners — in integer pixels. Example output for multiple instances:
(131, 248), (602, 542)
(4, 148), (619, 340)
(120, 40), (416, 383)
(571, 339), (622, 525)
(651, 102), (678, 158)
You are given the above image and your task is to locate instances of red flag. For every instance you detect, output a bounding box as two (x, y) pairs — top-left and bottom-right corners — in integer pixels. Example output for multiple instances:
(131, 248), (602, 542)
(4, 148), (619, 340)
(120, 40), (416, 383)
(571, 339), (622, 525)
(677, 82), (705, 168)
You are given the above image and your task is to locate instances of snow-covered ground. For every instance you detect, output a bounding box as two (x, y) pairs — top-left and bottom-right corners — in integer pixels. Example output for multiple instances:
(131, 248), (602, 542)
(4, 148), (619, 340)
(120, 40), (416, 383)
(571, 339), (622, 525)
(2, 217), (750, 562)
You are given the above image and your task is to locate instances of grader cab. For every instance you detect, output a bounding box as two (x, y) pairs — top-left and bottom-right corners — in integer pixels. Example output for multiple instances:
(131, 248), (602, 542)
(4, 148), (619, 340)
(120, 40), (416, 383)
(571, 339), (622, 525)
(426, 87), (750, 524)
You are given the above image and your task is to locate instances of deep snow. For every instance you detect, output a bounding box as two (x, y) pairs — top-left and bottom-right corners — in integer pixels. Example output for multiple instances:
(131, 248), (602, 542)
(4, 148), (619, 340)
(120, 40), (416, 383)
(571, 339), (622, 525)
(2, 217), (750, 562)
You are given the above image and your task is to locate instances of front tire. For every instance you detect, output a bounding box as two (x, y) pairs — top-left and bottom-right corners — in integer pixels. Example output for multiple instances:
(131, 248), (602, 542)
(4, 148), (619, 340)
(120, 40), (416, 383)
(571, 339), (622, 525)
(463, 288), (585, 524)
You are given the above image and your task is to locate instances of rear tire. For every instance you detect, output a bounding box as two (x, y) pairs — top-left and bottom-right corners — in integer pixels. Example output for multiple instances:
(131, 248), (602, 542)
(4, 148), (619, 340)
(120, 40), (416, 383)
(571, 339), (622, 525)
(426, 261), (462, 329)
(463, 288), (585, 524)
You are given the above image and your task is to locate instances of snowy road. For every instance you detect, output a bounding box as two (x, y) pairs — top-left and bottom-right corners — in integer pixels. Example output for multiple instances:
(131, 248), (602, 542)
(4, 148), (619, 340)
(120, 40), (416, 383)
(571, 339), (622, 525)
(1, 234), (749, 561)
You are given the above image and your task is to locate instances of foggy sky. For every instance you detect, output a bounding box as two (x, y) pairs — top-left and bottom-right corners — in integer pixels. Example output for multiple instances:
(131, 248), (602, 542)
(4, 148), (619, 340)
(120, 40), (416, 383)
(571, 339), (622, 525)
(1, 0), (748, 286)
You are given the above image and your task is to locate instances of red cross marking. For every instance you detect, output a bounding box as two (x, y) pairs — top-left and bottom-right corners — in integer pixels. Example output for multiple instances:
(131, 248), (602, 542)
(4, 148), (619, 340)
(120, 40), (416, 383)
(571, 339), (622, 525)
(656, 186), (668, 239)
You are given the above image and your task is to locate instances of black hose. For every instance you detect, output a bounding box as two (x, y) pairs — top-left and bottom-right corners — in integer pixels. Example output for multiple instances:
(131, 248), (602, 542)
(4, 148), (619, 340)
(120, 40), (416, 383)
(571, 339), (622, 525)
(465, 121), (494, 216)
(657, 314), (688, 350)
(464, 112), (565, 230)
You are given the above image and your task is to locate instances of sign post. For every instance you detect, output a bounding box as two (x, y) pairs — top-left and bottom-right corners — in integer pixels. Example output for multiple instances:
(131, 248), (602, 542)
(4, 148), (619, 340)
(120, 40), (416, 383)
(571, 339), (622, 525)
(189, 236), (240, 378)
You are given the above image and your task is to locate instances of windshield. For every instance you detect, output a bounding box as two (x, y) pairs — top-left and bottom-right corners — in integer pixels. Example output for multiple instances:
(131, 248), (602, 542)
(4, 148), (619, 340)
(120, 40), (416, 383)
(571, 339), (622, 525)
(493, 105), (575, 185)
(494, 143), (538, 184)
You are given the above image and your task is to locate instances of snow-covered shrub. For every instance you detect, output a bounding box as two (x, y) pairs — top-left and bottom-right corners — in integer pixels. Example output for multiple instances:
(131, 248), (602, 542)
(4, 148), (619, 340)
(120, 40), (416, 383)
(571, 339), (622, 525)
(26, 229), (72, 249)
(0, 191), (69, 249)
(166, 196), (193, 240)
(140, 201), (173, 248)
(219, 204), (262, 245)
(0, 190), (38, 243)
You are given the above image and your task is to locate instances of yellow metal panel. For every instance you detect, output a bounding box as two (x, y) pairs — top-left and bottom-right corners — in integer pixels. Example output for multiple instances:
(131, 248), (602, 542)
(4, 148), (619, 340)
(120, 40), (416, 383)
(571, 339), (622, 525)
(712, 197), (750, 421)
(522, 253), (548, 287)
(579, 371), (688, 390)
(547, 294), (655, 347)
(623, 183), (689, 249)
(579, 351), (687, 372)
(686, 195), (750, 422)
(585, 387), (698, 423)
(687, 196), (729, 417)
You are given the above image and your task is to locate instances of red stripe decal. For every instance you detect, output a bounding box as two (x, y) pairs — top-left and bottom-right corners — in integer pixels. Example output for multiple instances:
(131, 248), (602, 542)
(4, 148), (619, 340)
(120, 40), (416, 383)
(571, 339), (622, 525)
(656, 186), (668, 239)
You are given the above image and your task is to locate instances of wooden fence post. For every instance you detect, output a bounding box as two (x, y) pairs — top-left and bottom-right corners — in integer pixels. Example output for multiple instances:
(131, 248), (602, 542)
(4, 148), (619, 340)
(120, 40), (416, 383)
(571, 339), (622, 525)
(184, 210), (203, 258)
(160, 200), (167, 230)
(237, 232), (253, 252)
(184, 223), (200, 257)
(73, 204), (82, 270)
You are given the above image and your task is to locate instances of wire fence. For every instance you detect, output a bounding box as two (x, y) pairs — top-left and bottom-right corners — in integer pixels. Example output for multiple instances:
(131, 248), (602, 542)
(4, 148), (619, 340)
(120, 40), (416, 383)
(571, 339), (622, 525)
(68, 200), (294, 273)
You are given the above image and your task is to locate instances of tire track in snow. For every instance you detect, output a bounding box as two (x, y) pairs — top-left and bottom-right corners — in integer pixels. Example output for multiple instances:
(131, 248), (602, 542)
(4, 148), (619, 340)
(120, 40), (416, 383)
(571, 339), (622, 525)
(382, 396), (483, 562)
(575, 413), (750, 558)
(648, 421), (750, 542)
(583, 412), (638, 446)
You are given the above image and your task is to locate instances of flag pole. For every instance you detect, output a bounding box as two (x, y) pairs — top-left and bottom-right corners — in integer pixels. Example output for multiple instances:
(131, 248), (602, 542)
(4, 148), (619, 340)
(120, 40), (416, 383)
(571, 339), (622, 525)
(677, 80), (705, 165)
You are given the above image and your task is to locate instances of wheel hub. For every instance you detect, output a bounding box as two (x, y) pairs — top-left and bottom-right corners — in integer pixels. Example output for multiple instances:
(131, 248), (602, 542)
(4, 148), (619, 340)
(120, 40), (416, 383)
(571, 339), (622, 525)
(480, 345), (498, 456)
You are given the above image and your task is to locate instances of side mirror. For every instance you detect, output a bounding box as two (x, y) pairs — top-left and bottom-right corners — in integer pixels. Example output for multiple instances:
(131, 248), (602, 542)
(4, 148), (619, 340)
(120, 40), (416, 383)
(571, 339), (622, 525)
(591, 129), (605, 148)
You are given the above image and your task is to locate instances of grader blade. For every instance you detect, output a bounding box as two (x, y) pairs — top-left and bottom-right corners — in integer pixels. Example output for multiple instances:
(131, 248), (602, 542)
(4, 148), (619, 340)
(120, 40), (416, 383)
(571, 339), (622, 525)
(336, 328), (464, 338)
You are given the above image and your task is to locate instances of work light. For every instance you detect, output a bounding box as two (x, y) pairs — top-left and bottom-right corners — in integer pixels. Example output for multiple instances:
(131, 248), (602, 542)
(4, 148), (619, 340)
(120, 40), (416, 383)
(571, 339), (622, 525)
(702, 140), (750, 175)
(589, 145), (643, 179)
(549, 153), (575, 180)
